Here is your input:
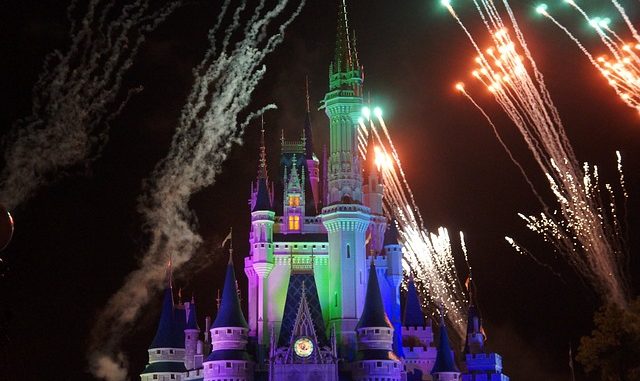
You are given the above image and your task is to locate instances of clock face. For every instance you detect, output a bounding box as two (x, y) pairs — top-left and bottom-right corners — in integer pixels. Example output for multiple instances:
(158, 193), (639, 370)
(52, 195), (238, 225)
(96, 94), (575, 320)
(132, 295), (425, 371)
(294, 337), (314, 358)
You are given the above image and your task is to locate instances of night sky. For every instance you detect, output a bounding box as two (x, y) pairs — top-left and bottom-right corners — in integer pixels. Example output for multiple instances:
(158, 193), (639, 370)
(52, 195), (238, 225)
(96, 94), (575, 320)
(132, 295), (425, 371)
(2, 0), (640, 380)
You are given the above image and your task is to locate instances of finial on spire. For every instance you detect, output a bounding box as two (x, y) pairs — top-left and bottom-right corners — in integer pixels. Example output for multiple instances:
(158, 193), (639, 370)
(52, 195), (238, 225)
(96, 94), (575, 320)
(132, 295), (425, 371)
(334, 0), (355, 72)
(166, 256), (174, 290)
(305, 75), (310, 113)
(258, 117), (268, 179)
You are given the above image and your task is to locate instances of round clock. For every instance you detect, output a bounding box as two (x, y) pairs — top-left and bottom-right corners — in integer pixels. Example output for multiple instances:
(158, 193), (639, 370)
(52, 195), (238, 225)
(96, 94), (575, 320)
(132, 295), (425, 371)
(293, 337), (314, 358)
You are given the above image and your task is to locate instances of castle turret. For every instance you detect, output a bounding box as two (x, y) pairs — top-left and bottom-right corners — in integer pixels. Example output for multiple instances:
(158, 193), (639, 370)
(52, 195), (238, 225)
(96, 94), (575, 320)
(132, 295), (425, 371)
(431, 313), (461, 381)
(247, 124), (276, 349)
(323, 0), (364, 204)
(321, 0), (371, 359)
(402, 279), (437, 381)
(352, 261), (403, 381)
(140, 268), (188, 381)
(184, 297), (203, 371)
(204, 255), (254, 381)
(462, 295), (509, 381)
(464, 304), (484, 356)
(382, 221), (404, 357)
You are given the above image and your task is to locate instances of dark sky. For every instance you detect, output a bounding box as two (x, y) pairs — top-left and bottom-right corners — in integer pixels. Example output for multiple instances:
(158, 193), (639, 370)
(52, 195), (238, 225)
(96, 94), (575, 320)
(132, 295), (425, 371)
(1, 0), (640, 380)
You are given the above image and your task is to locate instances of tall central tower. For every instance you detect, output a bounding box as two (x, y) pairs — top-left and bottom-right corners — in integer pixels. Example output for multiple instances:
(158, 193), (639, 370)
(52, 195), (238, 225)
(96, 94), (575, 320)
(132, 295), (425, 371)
(321, 0), (370, 361)
(323, 0), (364, 204)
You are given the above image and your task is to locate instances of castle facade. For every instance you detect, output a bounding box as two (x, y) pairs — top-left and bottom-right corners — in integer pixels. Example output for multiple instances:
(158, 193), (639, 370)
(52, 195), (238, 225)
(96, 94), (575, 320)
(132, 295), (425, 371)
(139, 2), (509, 381)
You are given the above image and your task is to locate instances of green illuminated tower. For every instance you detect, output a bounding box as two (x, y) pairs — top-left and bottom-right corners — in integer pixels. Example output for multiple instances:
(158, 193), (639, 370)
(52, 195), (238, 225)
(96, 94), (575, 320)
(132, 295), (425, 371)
(321, 0), (371, 361)
(323, 0), (364, 204)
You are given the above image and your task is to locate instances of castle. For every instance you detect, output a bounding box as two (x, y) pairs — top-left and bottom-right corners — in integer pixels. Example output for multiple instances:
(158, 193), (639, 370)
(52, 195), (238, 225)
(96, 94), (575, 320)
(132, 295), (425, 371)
(139, 2), (509, 380)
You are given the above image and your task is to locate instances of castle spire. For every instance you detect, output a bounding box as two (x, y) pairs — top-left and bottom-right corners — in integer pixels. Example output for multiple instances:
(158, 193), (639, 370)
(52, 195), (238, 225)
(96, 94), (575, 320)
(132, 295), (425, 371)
(303, 79), (315, 161)
(212, 253), (248, 329)
(252, 119), (273, 212)
(334, 0), (355, 72)
(148, 262), (183, 349)
(464, 281), (486, 355)
(431, 308), (460, 379)
(258, 115), (268, 180)
(403, 277), (426, 328)
(305, 75), (311, 113)
(357, 261), (393, 330)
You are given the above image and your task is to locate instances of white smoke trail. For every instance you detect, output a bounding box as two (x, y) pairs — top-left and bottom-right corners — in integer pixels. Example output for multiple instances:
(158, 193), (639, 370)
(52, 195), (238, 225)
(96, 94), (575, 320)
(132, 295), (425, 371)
(87, 1), (305, 380)
(0, 0), (180, 210)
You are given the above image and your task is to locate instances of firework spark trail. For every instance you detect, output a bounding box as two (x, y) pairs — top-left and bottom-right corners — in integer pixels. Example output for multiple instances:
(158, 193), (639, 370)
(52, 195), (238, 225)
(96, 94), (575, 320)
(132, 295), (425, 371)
(358, 115), (468, 338)
(0, 0), (180, 211)
(448, 0), (629, 306)
(87, 1), (305, 380)
(537, 1), (640, 113)
(457, 84), (546, 207)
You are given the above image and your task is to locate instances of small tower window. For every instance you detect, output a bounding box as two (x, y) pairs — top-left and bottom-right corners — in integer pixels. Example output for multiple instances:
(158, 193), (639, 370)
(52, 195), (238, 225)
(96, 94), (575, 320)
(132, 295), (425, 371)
(288, 215), (300, 231)
(288, 195), (300, 207)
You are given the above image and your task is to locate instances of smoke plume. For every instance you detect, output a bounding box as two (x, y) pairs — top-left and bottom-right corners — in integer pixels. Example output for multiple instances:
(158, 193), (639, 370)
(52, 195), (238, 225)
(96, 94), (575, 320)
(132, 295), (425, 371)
(88, 1), (305, 380)
(0, 0), (179, 210)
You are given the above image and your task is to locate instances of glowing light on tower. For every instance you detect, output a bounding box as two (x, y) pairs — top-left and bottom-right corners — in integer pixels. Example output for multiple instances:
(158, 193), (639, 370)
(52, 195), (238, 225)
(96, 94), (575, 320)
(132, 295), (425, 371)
(358, 105), (469, 337)
(446, 0), (630, 306)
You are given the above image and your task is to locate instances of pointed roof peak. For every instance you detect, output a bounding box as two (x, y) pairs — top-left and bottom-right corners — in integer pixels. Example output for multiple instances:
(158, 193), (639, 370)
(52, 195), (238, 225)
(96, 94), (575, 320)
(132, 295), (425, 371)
(357, 261), (393, 329)
(403, 278), (426, 327)
(186, 297), (199, 331)
(384, 220), (400, 246)
(334, 0), (357, 72)
(212, 258), (248, 329)
(165, 258), (174, 290)
(150, 284), (184, 349)
(431, 306), (460, 374)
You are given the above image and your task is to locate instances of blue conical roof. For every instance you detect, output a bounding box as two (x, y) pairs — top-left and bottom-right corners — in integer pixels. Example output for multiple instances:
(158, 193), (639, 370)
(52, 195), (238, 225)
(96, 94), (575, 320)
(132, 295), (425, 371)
(212, 256), (248, 329)
(150, 287), (185, 349)
(356, 262), (393, 329)
(186, 299), (199, 330)
(384, 221), (399, 246)
(431, 316), (459, 374)
(403, 279), (426, 327)
(253, 177), (272, 212)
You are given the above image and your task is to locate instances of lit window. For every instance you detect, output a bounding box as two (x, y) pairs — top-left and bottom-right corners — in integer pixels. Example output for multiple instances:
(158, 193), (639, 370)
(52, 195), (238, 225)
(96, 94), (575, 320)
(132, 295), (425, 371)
(289, 195), (300, 207)
(288, 215), (300, 231)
